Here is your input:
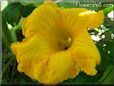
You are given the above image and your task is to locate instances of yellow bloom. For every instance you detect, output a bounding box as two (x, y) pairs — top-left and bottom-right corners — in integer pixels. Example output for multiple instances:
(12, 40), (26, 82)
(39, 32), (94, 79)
(11, 1), (104, 85)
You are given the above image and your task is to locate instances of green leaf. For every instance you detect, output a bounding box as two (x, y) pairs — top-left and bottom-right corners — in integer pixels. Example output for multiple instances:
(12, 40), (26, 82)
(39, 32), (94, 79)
(98, 65), (113, 83)
(22, 4), (36, 17)
(2, 11), (13, 47)
(103, 6), (114, 16)
(4, 2), (23, 26)
(103, 69), (114, 84)
(19, 0), (43, 7)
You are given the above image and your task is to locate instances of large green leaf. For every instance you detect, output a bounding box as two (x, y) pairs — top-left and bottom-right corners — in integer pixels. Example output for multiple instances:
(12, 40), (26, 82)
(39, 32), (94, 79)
(2, 11), (13, 47)
(22, 4), (36, 17)
(4, 2), (23, 26)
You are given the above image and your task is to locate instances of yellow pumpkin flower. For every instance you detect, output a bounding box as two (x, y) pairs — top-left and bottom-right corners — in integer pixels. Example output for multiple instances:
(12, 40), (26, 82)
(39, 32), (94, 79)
(11, 1), (104, 85)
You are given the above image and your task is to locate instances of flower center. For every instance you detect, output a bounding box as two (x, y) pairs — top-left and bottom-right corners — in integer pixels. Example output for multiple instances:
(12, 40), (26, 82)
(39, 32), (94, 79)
(58, 36), (72, 50)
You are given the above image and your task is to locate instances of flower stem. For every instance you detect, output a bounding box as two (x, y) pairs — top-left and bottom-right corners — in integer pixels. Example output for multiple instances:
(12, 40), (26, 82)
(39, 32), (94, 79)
(10, 60), (16, 82)
(2, 56), (15, 76)
(98, 65), (112, 83)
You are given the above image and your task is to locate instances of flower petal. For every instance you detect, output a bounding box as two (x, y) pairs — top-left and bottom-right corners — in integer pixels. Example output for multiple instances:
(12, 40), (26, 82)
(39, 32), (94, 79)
(69, 29), (101, 75)
(79, 10), (104, 29)
(11, 34), (56, 78)
(61, 8), (104, 31)
(33, 51), (79, 85)
(22, 2), (60, 37)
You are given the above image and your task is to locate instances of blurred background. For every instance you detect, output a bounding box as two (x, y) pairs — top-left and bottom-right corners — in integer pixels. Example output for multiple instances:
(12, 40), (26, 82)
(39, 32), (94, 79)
(1, 0), (114, 85)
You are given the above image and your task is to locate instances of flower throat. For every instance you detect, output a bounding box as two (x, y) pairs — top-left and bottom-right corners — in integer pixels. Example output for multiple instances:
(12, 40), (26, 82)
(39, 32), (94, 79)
(59, 36), (72, 50)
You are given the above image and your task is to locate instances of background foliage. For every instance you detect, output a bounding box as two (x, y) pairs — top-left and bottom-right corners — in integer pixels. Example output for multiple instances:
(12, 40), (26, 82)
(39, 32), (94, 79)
(1, 0), (114, 85)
